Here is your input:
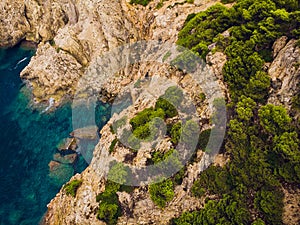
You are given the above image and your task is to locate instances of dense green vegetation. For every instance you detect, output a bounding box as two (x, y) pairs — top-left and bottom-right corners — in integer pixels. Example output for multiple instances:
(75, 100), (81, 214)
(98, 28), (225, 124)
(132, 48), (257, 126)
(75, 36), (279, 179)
(63, 179), (83, 197)
(96, 163), (131, 225)
(125, 86), (182, 142)
(149, 178), (175, 208)
(197, 129), (211, 150)
(177, 0), (300, 102)
(130, 0), (151, 6)
(96, 181), (122, 225)
(172, 195), (250, 225)
(173, 0), (300, 224)
(109, 138), (118, 153)
(169, 122), (182, 145)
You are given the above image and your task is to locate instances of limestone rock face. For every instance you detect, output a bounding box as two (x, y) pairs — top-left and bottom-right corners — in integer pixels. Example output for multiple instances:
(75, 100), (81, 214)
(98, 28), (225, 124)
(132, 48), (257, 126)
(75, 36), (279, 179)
(268, 39), (300, 110)
(20, 43), (83, 103)
(0, 0), (30, 47)
(0, 0), (69, 47)
(272, 36), (289, 58)
(3, 0), (228, 224)
(20, 0), (140, 104)
(2, 0), (219, 105)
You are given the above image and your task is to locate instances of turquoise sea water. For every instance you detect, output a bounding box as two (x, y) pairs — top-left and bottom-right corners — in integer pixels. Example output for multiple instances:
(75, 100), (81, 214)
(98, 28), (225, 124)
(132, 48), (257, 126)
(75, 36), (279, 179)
(0, 46), (111, 225)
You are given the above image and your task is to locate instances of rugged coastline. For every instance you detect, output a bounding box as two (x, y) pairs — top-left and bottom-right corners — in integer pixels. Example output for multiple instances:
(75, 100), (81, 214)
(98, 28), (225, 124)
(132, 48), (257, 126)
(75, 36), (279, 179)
(1, 0), (300, 225)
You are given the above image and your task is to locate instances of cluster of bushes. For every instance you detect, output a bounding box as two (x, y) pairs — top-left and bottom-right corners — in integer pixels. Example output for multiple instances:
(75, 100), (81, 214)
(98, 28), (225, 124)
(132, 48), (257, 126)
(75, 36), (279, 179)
(64, 179), (82, 197)
(128, 86), (182, 142)
(148, 148), (188, 207)
(130, 107), (165, 140)
(96, 181), (122, 225)
(96, 163), (132, 225)
(175, 99), (299, 224)
(177, 0), (300, 102)
(172, 195), (250, 225)
(173, 0), (300, 224)
(149, 178), (175, 208)
(191, 165), (231, 197)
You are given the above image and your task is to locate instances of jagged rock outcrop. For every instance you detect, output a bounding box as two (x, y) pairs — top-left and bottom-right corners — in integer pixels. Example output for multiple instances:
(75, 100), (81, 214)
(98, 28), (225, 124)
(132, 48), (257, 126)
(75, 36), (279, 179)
(2, 0), (219, 105)
(0, 0), (70, 47)
(282, 184), (300, 225)
(19, 0), (141, 104)
(268, 38), (300, 110)
(0, 1), (30, 47)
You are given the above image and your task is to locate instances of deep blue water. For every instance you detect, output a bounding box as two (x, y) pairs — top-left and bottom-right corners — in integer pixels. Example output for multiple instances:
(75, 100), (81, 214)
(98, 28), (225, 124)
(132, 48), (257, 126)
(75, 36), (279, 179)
(0, 46), (111, 225)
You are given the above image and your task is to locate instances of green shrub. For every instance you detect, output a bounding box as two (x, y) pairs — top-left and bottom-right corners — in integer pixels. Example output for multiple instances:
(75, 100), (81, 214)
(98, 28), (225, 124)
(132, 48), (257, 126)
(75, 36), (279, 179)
(221, 0), (235, 3)
(97, 201), (121, 225)
(96, 164), (129, 224)
(173, 167), (186, 185)
(172, 195), (250, 224)
(254, 187), (284, 225)
(181, 120), (199, 149)
(156, 0), (164, 9)
(163, 86), (184, 106)
(170, 122), (182, 145)
(130, 0), (151, 6)
(120, 128), (141, 151)
(133, 123), (151, 139)
(127, 134), (141, 151)
(252, 219), (266, 225)
(191, 166), (231, 197)
(258, 104), (292, 134)
(149, 178), (175, 207)
(274, 131), (300, 162)
(129, 108), (155, 130)
(108, 162), (130, 185)
(198, 129), (211, 150)
(155, 97), (178, 118)
(64, 179), (83, 197)
(109, 138), (118, 153)
(171, 50), (201, 72)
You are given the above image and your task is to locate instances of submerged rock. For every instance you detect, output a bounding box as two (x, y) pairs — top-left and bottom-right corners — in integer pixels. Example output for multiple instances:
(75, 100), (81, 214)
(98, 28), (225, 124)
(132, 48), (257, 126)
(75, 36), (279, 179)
(57, 137), (78, 152)
(48, 160), (61, 172)
(53, 153), (77, 164)
(70, 126), (99, 140)
(48, 161), (74, 187)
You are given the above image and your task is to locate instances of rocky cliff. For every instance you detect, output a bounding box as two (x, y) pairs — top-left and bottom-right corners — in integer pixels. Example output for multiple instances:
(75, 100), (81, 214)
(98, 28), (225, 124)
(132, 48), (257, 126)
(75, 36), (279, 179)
(36, 1), (227, 223)
(268, 37), (300, 111)
(2, 0), (300, 224)
(1, 0), (219, 105)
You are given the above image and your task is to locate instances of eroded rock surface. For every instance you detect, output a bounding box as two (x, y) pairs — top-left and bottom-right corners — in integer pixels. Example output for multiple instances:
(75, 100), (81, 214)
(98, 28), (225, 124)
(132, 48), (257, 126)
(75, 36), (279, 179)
(268, 39), (300, 110)
(3, 0), (229, 224)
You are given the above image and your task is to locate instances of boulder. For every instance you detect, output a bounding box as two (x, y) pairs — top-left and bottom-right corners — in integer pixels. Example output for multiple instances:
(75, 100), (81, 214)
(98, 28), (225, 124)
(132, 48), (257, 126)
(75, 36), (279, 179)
(70, 126), (99, 140)
(268, 39), (300, 109)
(53, 153), (78, 164)
(57, 137), (78, 152)
(48, 162), (74, 187)
(48, 160), (61, 172)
